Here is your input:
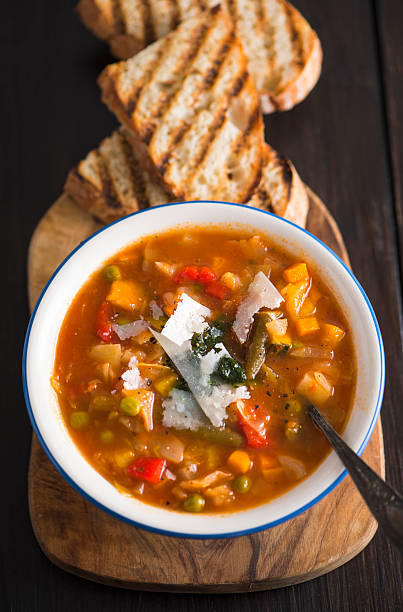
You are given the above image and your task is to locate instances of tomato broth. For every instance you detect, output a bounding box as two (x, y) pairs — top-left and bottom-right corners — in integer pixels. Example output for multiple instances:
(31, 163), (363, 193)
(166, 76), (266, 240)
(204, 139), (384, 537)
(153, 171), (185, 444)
(53, 228), (356, 513)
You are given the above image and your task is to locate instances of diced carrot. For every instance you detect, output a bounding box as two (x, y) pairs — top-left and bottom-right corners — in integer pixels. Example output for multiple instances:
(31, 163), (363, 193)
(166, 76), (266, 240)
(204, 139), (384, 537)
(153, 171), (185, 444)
(283, 263), (309, 283)
(321, 323), (346, 346)
(107, 280), (146, 311)
(280, 283), (293, 299)
(309, 284), (323, 304)
(227, 450), (252, 474)
(296, 317), (320, 336)
(298, 298), (316, 318)
(283, 279), (311, 320)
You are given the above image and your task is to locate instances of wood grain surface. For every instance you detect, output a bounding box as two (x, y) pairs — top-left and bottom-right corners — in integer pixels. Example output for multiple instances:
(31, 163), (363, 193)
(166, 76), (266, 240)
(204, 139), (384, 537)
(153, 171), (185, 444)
(27, 190), (384, 592)
(3, 0), (403, 609)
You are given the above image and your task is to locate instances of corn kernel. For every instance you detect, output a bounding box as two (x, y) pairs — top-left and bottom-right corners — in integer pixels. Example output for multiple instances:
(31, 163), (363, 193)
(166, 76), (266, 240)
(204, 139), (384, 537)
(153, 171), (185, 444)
(220, 272), (240, 291)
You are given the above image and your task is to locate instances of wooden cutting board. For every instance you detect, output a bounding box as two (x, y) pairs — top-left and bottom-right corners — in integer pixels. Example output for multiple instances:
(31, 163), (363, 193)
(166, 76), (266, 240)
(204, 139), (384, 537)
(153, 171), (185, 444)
(27, 190), (385, 592)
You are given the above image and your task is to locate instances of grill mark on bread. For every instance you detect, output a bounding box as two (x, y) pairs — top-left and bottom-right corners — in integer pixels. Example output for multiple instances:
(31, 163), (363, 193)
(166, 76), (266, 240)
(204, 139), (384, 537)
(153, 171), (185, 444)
(158, 60), (247, 179)
(153, 32), (236, 173)
(233, 101), (261, 154)
(226, 0), (237, 20)
(278, 153), (293, 199)
(99, 6), (264, 201)
(118, 131), (149, 209)
(168, 0), (180, 29)
(123, 43), (169, 117)
(140, 20), (212, 144)
(111, 0), (126, 35)
(284, 2), (304, 68)
(230, 101), (263, 201)
(140, 0), (156, 45)
(192, 68), (249, 171)
(95, 150), (122, 210)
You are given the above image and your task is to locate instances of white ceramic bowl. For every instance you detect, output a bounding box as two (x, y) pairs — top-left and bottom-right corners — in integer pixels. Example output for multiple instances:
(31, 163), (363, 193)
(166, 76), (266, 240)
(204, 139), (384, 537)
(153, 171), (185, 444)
(23, 201), (384, 538)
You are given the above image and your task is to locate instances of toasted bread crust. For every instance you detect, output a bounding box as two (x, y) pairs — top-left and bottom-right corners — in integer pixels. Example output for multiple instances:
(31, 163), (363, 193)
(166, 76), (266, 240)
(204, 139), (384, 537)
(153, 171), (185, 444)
(99, 6), (264, 202)
(64, 129), (172, 223)
(79, 0), (322, 113)
(66, 133), (307, 228)
(260, 29), (322, 113)
(248, 144), (308, 227)
(77, 0), (116, 41)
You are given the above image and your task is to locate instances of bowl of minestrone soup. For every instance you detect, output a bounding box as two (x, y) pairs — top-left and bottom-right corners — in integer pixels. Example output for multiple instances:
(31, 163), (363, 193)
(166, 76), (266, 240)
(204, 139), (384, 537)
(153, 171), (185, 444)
(23, 201), (384, 538)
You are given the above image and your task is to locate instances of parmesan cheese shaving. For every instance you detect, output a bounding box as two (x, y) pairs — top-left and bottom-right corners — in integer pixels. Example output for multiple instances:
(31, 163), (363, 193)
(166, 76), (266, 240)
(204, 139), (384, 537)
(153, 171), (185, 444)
(233, 271), (284, 343)
(121, 356), (147, 390)
(112, 319), (147, 341)
(161, 293), (211, 344)
(152, 331), (250, 428)
(162, 389), (208, 431)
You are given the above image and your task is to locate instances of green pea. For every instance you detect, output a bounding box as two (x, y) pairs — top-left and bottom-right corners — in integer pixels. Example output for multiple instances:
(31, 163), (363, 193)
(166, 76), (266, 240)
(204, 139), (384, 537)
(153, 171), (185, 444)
(70, 411), (90, 429)
(120, 396), (140, 416)
(184, 493), (205, 513)
(100, 430), (114, 444)
(104, 264), (122, 283)
(285, 421), (302, 440)
(233, 475), (252, 494)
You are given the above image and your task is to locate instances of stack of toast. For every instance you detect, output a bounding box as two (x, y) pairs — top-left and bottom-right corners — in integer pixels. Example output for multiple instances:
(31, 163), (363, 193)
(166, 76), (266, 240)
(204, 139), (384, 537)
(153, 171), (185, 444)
(65, 1), (322, 228)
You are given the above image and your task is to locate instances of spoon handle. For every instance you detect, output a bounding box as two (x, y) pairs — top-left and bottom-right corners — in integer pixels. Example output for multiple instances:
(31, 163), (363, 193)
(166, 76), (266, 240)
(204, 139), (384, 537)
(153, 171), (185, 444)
(307, 404), (403, 551)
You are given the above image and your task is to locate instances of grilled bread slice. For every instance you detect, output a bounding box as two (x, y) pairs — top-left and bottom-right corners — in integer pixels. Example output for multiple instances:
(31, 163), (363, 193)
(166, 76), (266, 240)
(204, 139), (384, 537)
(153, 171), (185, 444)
(65, 128), (172, 223)
(248, 144), (308, 225)
(98, 5), (264, 203)
(64, 131), (307, 227)
(79, 0), (322, 112)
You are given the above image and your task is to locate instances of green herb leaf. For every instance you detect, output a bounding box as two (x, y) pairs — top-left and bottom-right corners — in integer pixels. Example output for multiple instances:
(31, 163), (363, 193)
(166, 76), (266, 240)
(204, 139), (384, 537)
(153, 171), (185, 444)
(216, 356), (247, 384)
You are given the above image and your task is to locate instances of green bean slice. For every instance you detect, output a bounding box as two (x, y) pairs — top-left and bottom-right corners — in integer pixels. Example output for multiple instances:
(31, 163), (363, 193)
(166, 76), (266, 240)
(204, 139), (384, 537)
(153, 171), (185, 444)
(193, 427), (243, 447)
(245, 312), (272, 379)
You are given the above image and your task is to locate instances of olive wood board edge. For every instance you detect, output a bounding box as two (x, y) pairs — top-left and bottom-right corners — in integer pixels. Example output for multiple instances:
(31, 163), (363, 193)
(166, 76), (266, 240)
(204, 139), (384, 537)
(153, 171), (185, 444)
(27, 188), (385, 592)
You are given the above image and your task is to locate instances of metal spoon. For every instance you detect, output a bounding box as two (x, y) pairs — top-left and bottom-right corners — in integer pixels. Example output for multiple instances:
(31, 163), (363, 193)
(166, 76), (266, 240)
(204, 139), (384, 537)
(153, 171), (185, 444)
(307, 404), (403, 551)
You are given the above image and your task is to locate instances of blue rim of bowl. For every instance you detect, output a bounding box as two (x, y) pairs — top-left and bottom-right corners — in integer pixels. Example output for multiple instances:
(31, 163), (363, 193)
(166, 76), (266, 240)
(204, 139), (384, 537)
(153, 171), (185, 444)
(22, 201), (385, 539)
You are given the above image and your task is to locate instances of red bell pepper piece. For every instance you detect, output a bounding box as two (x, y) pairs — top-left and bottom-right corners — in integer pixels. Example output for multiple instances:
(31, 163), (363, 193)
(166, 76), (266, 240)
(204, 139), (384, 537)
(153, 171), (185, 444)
(235, 400), (271, 448)
(174, 266), (200, 283)
(205, 280), (230, 300)
(198, 266), (217, 284)
(127, 457), (167, 483)
(95, 301), (117, 343)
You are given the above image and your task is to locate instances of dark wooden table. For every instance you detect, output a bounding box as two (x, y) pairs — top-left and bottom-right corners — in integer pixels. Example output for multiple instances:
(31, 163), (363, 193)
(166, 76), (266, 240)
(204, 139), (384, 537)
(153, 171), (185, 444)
(2, 1), (402, 610)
